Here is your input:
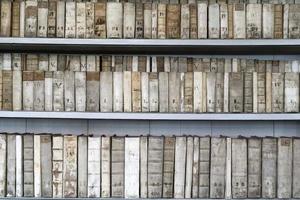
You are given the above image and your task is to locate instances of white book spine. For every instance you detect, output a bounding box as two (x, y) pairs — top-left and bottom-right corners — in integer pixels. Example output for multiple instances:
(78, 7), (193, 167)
(194, 72), (203, 112)
(113, 72), (124, 112)
(34, 135), (41, 197)
(88, 137), (101, 198)
(198, 3), (208, 38)
(0, 135), (6, 197)
(52, 136), (63, 198)
(101, 137), (111, 197)
(185, 137), (194, 198)
(16, 135), (23, 197)
(140, 137), (148, 198)
(75, 72), (86, 112)
(19, 2), (25, 37)
(174, 137), (187, 198)
(12, 71), (22, 111)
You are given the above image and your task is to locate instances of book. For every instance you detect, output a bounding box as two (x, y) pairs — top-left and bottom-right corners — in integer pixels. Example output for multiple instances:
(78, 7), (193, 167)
(135, 3), (144, 38)
(288, 4), (300, 39)
(75, 72), (86, 112)
(149, 72), (159, 112)
(166, 4), (180, 39)
(123, 3), (135, 39)
(144, 4), (152, 39)
(272, 73), (284, 112)
(101, 137), (111, 197)
(12, 2), (20, 37)
(111, 137), (125, 197)
(87, 72), (100, 112)
(107, 3), (123, 38)
(0, 135), (6, 197)
(184, 72), (193, 112)
(100, 72), (113, 112)
(246, 4), (262, 38)
(12, 71), (22, 111)
(159, 72), (168, 112)
(78, 136), (87, 198)
(47, 1), (56, 38)
(33, 71), (45, 111)
(209, 4), (220, 39)
(95, 3), (106, 38)
(25, 1), (37, 37)
(41, 136), (52, 197)
(76, 2), (86, 38)
(210, 137), (226, 198)
(225, 138), (232, 199)
(7, 135), (16, 197)
(44, 72), (53, 111)
(174, 137), (186, 198)
(86, 2), (95, 39)
(88, 137), (101, 197)
(56, 1), (65, 38)
(191, 137), (199, 198)
(262, 138), (277, 198)
(123, 71), (132, 112)
(37, 1), (48, 37)
(263, 4), (274, 38)
(132, 72), (142, 112)
(181, 4), (189, 39)
(293, 139), (300, 198)
(141, 72), (150, 112)
(158, 4), (166, 39)
(124, 137), (140, 198)
(193, 72), (203, 112)
(229, 72), (244, 112)
(220, 4), (228, 39)
(233, 4), (246, 38)
(0, 1), (11, 37)
(162, 137), (175, 198)
(185, 137), (194, 198)
(274, 5), (283, 39)
(52, 136), (63, 198)
(198, 3), (208, 38)
(65, 2), (76, 38)
(216, 72), (224, 112)
(22, 71), (34, 111)
(140, 136), (148, 198)
(16, 135), (23, 197)
(207, 72), (216, 112)
(34, 136), (41, 197)
(284, 72), (299, 112)
(190, 4), (197, 39)
(148, 137), (164, 198)
(64, 71), (75, 112)
(152, 4), (158, 39)
(198, 137), (210, 198)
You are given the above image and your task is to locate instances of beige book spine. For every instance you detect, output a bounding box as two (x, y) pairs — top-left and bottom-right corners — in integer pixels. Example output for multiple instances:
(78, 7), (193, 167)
(56, 1), (65, 38)
(86, 72), (100, 112)
(140, 137), (148, 198)
(75, 72), (86, 112)
(141, 72), (149, 112)
(16, 135), (23, 197)
(65, 2), (76, 38)
(113, 72), (123, 112)
(149, 72), (159, 112)
(246, 4), (262, 38)
(135, 3), (144, 39)
(38, 54), (48, 71)
(206, 72), (216, 112)
(25, 1), (37, 37)
(220, 4), (228, 39)
(229, 72), (244, 112)
(227, 4), (234, 38)
(159, 72), (168, 112)
(289, 5), (300, 39)
(152, 4), (158, 38)
(198, 3), (207, 39)
(76, 2), (86, 38)
(174, 137), (186, 198)
(22, 71), (34, 111)
(284, 72), (299, 112)
(199, 137), (210, 198)
(167, 4), (180, 39)
(162, 137), (175, 198)
(123, 3), (135, 39)
(168, 72), (180, 112)
(19, 2), (25, 37)
(215, 72), (224, 112)
(144, 4), (152, 39)
(233, 4), (246, 39)
(47, 1), (56, 38)
(44, 72), (53, 111)
(94, 3), (106, 38)
(283, 4), (289, 39)
(33, 71), (45, 111)
(184, 72), (193, 112)
(41, 136), (52, 197)
(293, 139), (300, 198)
(37, 1), (48, 37)
(12, 2), (20, 37)
(78, 136), (87, 198)
(208, 4), (220, 39)
(2, 72), (12, 110)
(53, 71), (64, 111)
(12, 71), (22, 111)
(248, 138), (261, 198)
(101, 137), (111, 197)
(48, 54), (57, 71)
(64, 71), (75, 112)
(132, 72), (141, 112)
(107, 3), (123, 38)
(180, 4), (189, 39)
(7, 135), (16, 197)
(88, 137), (101, 198)
(34, 135), (41, 197)
(100, 72), (113, 112)
(263, 4), (274, 38)
(190, 4), (197, 39)
(52, 136), (63, 198)
(271, 73), (284, 112)
(192, 137), (199, 198)
(1, 1), (11, 37)
(265, 72), (272, 113)
(185, 137), (194, 198)
(225, 138), (232, 199)
(158, 4), (166, 39)
(123, 71), (132, 112)
(193, 72), (203, 112)
(274, 5), (283, 39)
(85, 2), (94, 39)
(0, 135), (6, 197)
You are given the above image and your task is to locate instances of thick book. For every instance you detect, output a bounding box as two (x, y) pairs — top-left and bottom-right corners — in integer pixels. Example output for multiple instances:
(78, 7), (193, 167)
(262, 138), (277, 198)
(12, 2), (20, 37)
(135, 3), (144, 38)
(207, 72), (216, 112)
(193, 72), (203, 113)
(94, 3), (106, 38)
(148, 137), (164, 198)
(246, 4), (262, 38)
(144, 4), (152, 39)
(0, 1), (11, 37)
(263, 4), (274, 39)
(140, 137), (148, 198)
(199, 137), (210, 198)
(7, 135), (16, 197)
(86, 2), (95, 39)
(76, 2), (86, 38)
(123, 3), (135, 39)
(88, 137), (101, 197)
(210, 137), (226, 198)
(209, 4), (220, 39)
(233, 4), (246, 39)
(107, 2), (123, 38)
(78, 136), (87, 198)
(174, 137), (186, 198)
(181, 4), (189, 39)
(185, 137), (194, 198)
(220, 4), (228, 39)
(0, 135), (6, 197)
(87, 72), (100, 112)
(52, 136), (63, 198)
(12, 71), (22, 111)
(101, 137), (111, 197)
(63, 136), (77, 198)
(272, 73), (284, 112)
(64, 71), (75, 112)
(75, 72), (86, 112)
(65, 2), (76, 38)
(277, 138), (292, 198)
(159, 72), (168, 112)
(47, 1), (56, 37)
(293, 139), (300, 198)
(248, 138), (261, 198)
(229, 72), (244, 112)
(33, 71), (45, 111)
(149, 72), (159, 112)
(113, 72), (123, 112)
(100, 72), (113, 112)
(132, 72), (142, 112)
(162, 137), (175, 198)
(41, 136), (52, 197)
(111, 137), (125, 197)
(198, 3), (207, 38)
(38, 54), (48, 71)
(124, 137), (140, 198)
(288, 5), (300, 39)
(22, 71), (34, 111)
(284, 72), (299, 112)
(44, 72), (53, 111)
(37, 1), (48, 37)
(25, 1), (37, 37)
(166, 4), (180, 39)
(232, 138), (247, 198)
(56, 1), (65, 38)
(158, 4), (166, 39)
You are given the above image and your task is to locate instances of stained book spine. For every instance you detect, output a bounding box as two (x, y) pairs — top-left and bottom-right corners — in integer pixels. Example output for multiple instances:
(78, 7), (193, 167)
(101, 137), (111, 197)
(162, 137), (175, 198)
(174, 137), (186, 198)
(52, 136), (63, 198)
(88, 137), (101, 198)
(41, 136), (52, 197)
(23, 135), (34, 197)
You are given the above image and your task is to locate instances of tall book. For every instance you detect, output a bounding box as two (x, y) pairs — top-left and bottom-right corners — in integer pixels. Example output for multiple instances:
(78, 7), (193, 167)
(12, 2), (20, 37)
(123, 71), (132, 112)
(88, 137), (101, 197)
(124, 137), (140, 198)
(86, 2), (94, 39)
(288, 5), (300, 39)
(0, 135), (6, 197)
(152, 4), (158, 39)
(248, 138), (261, 198)
(284, 72), (299, 112)
(229, 72), (244, 112)
(167, 4), (180, 39)
(123, 3), (135, 38)
(101, 137), (111, 197)
(52, 136), (63, 198)
(216, 72), (224, 112)
(22, 71), (34, 111)
(12, 71), (22, 111)
(141, 72), (149, 112)
(41, 136), (52, 197)
(78, 136), (87, 198)
(37, 1), (48, 37)
(207, 72), (216, 112)
(16, 135), (23, 197)
(174, 137), (186, 198)
(168, 72), (180, 112)
(111, 137), (125, 197)
(87, 72), (100, 112)
(274, 5), (283, 39)
(193, 72), (203, 112)
(262, 138), (277, 198)
(135, 3), (144, 38)
(25, 1), (37, 37)
(56, 1), (65, 38)
(7, 135), (16, 197)
(149, 72), (159, 112)
(181, 4), (189, 39)
(76, 2), (86, 38)
(293, 139), (300, 198)
(233, 4), (246, 38)
(64, 71), (75, 112)
(53, 71), (64, 111)
(65, 2), (76, 38)
(246, 4), (262, 38)
(277, 138), (292, 198)
(208, 4), (220, 39)
(0, 1), (11, 37)
(75, 72), (86, 112)
(184, 72), (193, 112)
(190, 4), (197, 39)
(220, 4), (228, 39)
(132, 72), (141, 112)
(232, 138), (247, 198)
(113, 72), (123, 112)
(162, 137), (175, 198)
(210, 137), (226, 198)
(34, 135), (41, 197)
(47, 1), (56, 37)
(158, 4), (166, 39)
(95, 3), (106, 38)
(100, 72), (113, 112)
(192, 137), (199, 198)
(185, 137), (194, 198)
(144, 4), (152, 39)
(272, 73), (284, 112)
(23, 135), (34, 197)
(198, 3), (207, 38)
(44, 72), (53, 111)
(159, 72), (168, 112)
(33, 71), (45, 111)
(199, 137), (210, 198)
(2, 70), (12, 111)
(140, 137), (148, 198)
(263, 4), (274, 38)
(63, 136), (77, 198)
(107, 3), (123, 38)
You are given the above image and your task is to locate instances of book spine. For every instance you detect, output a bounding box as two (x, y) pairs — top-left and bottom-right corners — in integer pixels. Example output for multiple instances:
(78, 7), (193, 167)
(33, 71), (45, 111)
(78, 136), (87, 198)
(220, 4), (228, 39)
(248, 138), (261, 198)
(193, 72), (203, 112)
(0, 135), (6, 197)
(263, 4), (274, 39)
(198, 3), (207, 39)
(185, 137), (194, 198)
(38, 54), (48, 71)
(25, 1), (37, 37)
(233, 4), (246, 39)
(184, 72), (193, 112)
(167, 4), (180, 39)
(149, 72), (159, 112)
(132, 72), (142, 112)
(0, 1), (11, 37)
(158, 4), (166, 39)
(56, 1), (65, 38)
(16, 135), (23, 197)
(140, 136), (148, 198)
(284, 72), (299, 112)
(159, 72), (168, 112)
(94, 3), (106, 38)
(162, 137), (175, 198)
(44, 72), (53, 111)
(75, 72), (86, 112)
(174, 137), (186, 198)
(22, 71), (34, 111)
(141, 72), (149, 112)
(123, 71), (132, 112)
(191, 137), (199, 198)
(23, 135), (34, 197)
(100, 72), (113, 112)
(246, 4), (262, 39)
(271, 73), (284, 112)
(288, 5), (300, 38)
(2, 70), (12, 111)
(199, 137), (210, 198)
(293, 139), (300, 198)
(144, 3), (152, 38)
(180, 4), (189, 39)
(208, 4), (220, 39)
(229, 72), (244, 112)
(7, 135), (16, 197)
(41, 136), (52, 197)
(34, 135), (41, 197)
(65, 2), (76, 38)
(135, 3), (144, 39)
(12, 2), (20, 37)
(37, 1), (48, 38)
(168, 72), (180, 112)
(12, 71), (22, 111)
(52, 136), (63, 198)
(88, 137), (101, 197)
(244, 72), (253, 112)
(76, 2), (86, 38)
(101, 137), (111, 197)
(152, 4), (158, 39)
(48, 1), (56, 38)
(107, 3), (123, 38)
(274, 5), (283, 39)
(85, 2), (94, 39)
(123, 3), (135, 39)
(87, 72), (100, 112)
(206, 72), (216, 112)
(215, 72), (224, 112)
(64, 71), (75, 112)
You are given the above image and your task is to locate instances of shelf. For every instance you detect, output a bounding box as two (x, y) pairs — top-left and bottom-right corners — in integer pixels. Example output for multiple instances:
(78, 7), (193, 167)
(1, 38), (300, 55)
(0, 111), (299, 120)
(0, 198), (291, 200)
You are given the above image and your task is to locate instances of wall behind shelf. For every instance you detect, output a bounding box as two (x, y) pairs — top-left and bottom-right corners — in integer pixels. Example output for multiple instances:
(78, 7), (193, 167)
(0, 119), (299, 137)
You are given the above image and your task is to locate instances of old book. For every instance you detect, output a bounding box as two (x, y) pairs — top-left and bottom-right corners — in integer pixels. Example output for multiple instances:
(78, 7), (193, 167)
(152, 4), (158, 38)
(63, 136), (77, 198)
(141, 72), (149, 112)
(233, 4), (246, 38)
(149, 72), (159, 112)
(33, 71), (45, 111)
(148, 137), (164, 198)
(65, 2), (76, 38)
(19, 2), (25, 37)
(123, 71), (132, 112)
(135, 3), (144, 38)
(101, 56), (111, 72)
(174, 137), (186, 198)
(112, 72), (123, 112)
(34, 136), (41, 197)
(144, 4), (152, 38)
(123, 3), (135, 38)
(12, 71), (22, 111)
(191, 137), (199, 198)
(257, 62), (266, 112)
(263, 4), (274, 38)
(132, 72), (141, 112)
(168, 72), (180, 112)
(52, 136), (63, 198)
(198, 3), (207, 38)
(140, 137), (148, 198)
(48, 54), (57, 71)
(7, 135), (16, 197)
(100, 72), (113, 112)
(210, 137), (226, 198)
(94, 3), (106, 38)
(285, 72), (299, 112)
(56, 1), (65, 38)
(44, 72), (52, 111)
(199, 137), (210, 198)
(38, 54), (48, 71)
(229, 72), (244, 112)
(41, 136), (52, 197)
(184, 72), (193, 112)
(25, 1), (37, 37)
(180, 4), (189, 39)
(0, 135), (6, 197)
(86, 72), (100, 112)
(206, 72), (216, 112)
(64, 71), (75, 112)
(193, 72), (203, 112)
(124, 137), (139, 198)
(293, 139), (300, 198)
(76, 3), (86, 38)
(37, 1), (48, 37)
(225, 138), (231, 199)
(47, 1), (56, 37)
(75, 72), (86, 112)
(111, 137), (125, 197)
(162, 137), (175, 198)
(220, 4), (228, 39)
(2, 70), (12, 111)
(107, 3), (122, 38)
(53, 71), (64, 111)
(283, 4), (289, 39)
(77, 136), (88, 195)
(86, 55), (96, 71)
(185, 137), (194, 198)
(262, 138), (277, 198)
(271, 73), (284, 112)
(26, 54), (38, 71)
(231, 138), (247, 198)
(248, 138), (261, 198)
(16, 135), (22, 197)
(244, 72), (253, 113)
(289, 5), (300, 39)
(1, 1), (11, 37)
(227, 4), (234, 38)
(189, 4), (197, 39)
(167, 4), (180, 39)
(85, 2), (95, 38)
(158, 72), (168, 112)
(101, 137), (111, 197)
(208, 4), (220, 39)
(2, 53), (11, 70)
(246, 4), (262, 38)
(274, 5), (283, 38)
(22, 71), (34, 111)
(158, 4), (166, 39)
(277, 138), (292, 198)
(12, 2), (20, 37)
(215, 72), (224, 112)
(88, 137), (101, 197)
